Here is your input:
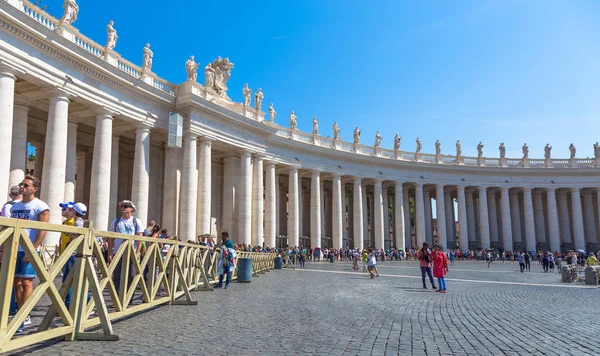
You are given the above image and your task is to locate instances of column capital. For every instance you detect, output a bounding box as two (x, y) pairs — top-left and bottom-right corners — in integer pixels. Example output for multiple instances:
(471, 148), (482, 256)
(183, 132), (198, 141)
(13, 104), (30, 114)
(133, 121), (153, 132)
(456, 184), (466, 191)
(239, 149), (252, 158)
(522, 187), (532, 193)
(198, 135), (212, 143)
(0, 66), (17, 80)
(265, 161), (277, 169)
(94, 109), (115, 119)
(252, 152), (264, 160)
(571, 187), (581, 193)
(48, 88), (71, 103)
(310, 169), (321, 176)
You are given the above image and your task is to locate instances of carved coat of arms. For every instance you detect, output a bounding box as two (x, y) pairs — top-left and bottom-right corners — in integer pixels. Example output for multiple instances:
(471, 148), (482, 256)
(204, 56), (234, 100)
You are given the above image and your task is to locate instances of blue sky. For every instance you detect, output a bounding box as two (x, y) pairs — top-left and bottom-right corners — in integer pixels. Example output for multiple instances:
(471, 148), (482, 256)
(40, 0), (600, 158)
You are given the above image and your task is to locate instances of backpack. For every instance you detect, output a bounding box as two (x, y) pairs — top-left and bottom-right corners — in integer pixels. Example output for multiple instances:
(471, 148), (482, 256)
(113, 216), (139, 234)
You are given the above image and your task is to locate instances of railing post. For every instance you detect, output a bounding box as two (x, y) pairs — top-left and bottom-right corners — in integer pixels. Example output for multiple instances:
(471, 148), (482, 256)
(0, 219), (20, 349)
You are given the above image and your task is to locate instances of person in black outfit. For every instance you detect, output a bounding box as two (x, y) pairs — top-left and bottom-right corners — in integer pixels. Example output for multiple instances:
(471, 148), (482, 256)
(524, 252), (531, 271)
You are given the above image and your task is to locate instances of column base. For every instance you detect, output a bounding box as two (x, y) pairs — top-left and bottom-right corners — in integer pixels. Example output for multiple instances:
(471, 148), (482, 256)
(499, 157), (508, 167)
(545, 158), (553, 168)
(456, 156), (464, 165)
(435, 154), (442, 163)
(569, 158), (578, 168)
(414, 152), (422, 162)
(477, 157), (485, 166)
(521, 157), (530, 168)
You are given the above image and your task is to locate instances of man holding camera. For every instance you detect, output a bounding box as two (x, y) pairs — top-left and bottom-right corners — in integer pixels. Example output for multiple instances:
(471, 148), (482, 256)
(417, 242), (437, 290)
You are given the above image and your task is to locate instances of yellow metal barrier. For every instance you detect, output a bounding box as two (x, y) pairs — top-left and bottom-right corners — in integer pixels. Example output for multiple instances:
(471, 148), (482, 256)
(0, 217), (276, 354)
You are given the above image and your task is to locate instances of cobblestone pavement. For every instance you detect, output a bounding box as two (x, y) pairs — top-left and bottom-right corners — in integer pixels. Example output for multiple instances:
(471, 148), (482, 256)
(14, 260), (600, 356)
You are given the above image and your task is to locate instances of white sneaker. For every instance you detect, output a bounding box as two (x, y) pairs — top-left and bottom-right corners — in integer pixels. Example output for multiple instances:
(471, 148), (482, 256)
(23, 315), (31, 326)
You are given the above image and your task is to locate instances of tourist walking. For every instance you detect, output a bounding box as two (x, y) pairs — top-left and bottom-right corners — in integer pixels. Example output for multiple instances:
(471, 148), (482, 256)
(367, 250), (377, 279)
(10, 176), (50, 332)
(432, 245), (448, 293)
(524, 251), (531, 271)
(417, 242), (437, 290)
(542, 253), (550, 272)
(517, 252), (525, 273)
(215, 231), (235, 289)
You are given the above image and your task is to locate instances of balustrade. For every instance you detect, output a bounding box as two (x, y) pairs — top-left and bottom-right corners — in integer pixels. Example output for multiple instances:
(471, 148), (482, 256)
(22, 0), (57, 30)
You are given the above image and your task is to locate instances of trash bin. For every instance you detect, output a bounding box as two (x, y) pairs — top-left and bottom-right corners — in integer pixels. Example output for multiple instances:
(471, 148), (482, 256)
(274, 256), (283, 269)
(237, 257), (253, 283)
(329, 254), (335, 263)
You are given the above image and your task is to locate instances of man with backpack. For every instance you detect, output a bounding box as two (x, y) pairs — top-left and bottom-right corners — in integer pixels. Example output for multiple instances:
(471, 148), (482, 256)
(417, 242), (437, 290)
(107, 200), (144, 294)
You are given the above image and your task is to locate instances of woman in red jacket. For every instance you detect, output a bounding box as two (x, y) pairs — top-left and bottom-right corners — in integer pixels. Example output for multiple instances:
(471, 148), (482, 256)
(432, 245), (449, 293)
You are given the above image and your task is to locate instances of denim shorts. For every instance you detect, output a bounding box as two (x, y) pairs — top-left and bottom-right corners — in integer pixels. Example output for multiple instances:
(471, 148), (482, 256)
(15, 251), (36, 279)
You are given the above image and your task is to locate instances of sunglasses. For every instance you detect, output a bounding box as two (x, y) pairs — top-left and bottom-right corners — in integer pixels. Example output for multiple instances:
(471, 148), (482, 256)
(18, 183), (30, 188)
(121, 205), (132, 209)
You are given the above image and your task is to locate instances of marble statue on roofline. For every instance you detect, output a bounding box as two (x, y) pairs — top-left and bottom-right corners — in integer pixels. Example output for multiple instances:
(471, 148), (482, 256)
(435, 140), (441, 155)
(374, 131), (383, 148)
(61, 0), (78, 25)
(242, 84), (252, 106)
(522, 143), (529, 159)
(185, 56), (200, 82)
(268, 103), (276, 123)
(254, 88), (264, 111)
(499, 143), (506, 158)
(455, 140), (462, 156)
(544, 143), (552, 159)
(569, 143), (576, 159)
(477, 142), (484, 158)
(415, 137), (422, 153)
(204, 56), (234, 99)
(353, 127), (361, 144)
(289, 111), (297, 130)
(142, 44), (153, 72)
(394, 133), (401, 151)
(105, 21), (117, 51)
(594, 142), (600, 159)
(333, 122), (340, 141)
(312, 117), (319, 135)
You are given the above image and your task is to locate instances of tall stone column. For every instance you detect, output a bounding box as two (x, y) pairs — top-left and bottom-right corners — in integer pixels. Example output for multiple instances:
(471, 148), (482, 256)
(41, 90), (70, 246)
(466, 189), (476, 245)
(444, 190), (454, 247)
(332, 174), (343, 249)
(522, 188), (536, 252)
(435, 185), (447, 250)
(571, 188), (585, 250)
(546, 188), (560, 252)
(362, 184), (368, 245)
(110, 135), (120, 220)
(597, 188), (600, 245)
(500, 187), (513, 251)
(383, 187), (390, 248)
(533, 191), (547, 245)
(457, 186), (468, 250)
(238, 151), (252, 245)
(558, 190), (572, 245)
(487, 190), (499, 245)
(510, 190), (523, 245)
(403, 187), (411, 248)
(477, 186), (491, 249)
(63, 120), (78, 204)
(0, 68), (16, 199)
(251, 154), (263, 246)
(198, 137), (212, 236)
(9, 105), (28, 189)
(583, 190), (597, 246)
(287, 168), (299, 247)
(265, 162), (277, 248)
(414, 183), (426, 247)
(310, 170), (322, 248)
(179, 134), (198, 241)
(373, 178), (384, 249)
(34, 144), (44, 187)
(88, 111), (113, 231)
(423, 190), (433, 245)
(394, 181), (405, 252)
(131, 125), (151, 224)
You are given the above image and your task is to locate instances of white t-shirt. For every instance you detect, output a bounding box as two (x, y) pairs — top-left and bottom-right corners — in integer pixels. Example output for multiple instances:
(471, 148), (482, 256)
(1, 199), (20, 217)
(367, 254), (377, 267)
(109, 216), (144, 253)
(10, 198), (50, 252)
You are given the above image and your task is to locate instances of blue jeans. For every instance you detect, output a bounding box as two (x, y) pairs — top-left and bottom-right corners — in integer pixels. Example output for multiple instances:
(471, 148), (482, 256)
(63, 255), (76, 308)
(437, 277), (447, 291)
(420, 266), (435, 287)
(218, 265), (231, 286)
